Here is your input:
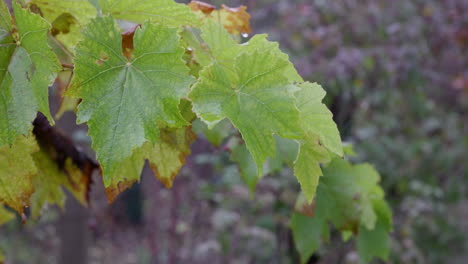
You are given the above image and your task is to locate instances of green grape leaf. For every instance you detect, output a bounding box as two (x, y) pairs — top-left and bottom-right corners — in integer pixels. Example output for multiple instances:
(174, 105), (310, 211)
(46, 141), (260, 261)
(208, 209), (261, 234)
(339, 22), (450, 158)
(190, 49), (302, 177)
(292, 158), (391, 262)
(0, 2), (60, 146)
(0, 206), (14, 225)
(294, 133), (330, 203)
(30, 0), (97, 50)
(315, 158), (384, 231)
(290, 212), (327, 264)
(0, 135), (39, 213)
(67, 17), (194, 181)
(105, 126), (195, 202)
(292, 82), (342, 203)
(357, 212), (391, 262)
(295, 82), (342, 156)
(99, 0), (199, 27)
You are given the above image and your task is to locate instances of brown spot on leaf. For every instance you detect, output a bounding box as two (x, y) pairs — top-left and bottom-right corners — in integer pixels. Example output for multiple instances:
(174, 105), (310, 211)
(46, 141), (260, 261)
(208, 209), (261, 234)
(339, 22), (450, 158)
(188, 1), (251, 35)
(122, 24), (140, 60)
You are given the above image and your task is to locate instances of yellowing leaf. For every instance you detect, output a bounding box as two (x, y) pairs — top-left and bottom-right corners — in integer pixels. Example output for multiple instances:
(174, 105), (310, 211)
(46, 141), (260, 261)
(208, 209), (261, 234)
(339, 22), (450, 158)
(0, 2), (60, 146)
(105, 126), (195, 202)
(146, 127), (195, 189)
(188, 1), (251, 35)
(0, 135), (39, 213)
(30, 0), (97, 50)
(30, 150), (91, 218)
(68, 17), (194, 182)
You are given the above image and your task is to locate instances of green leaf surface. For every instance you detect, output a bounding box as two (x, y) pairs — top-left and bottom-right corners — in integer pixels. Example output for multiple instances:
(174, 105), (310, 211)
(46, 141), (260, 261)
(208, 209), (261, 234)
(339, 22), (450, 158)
(99, 0), (199, 27)
(357, 215), (391, 262)
(0, 2), (60, 146)
(0, 135), (38, 213)
(68, 17), (194, 181)
(292, 82), (342, 202)
(295, 82), (342, 156)
(190, 49), (302, 177)
(315, 158), (384, 231)
(290, 212), (327, 264)
(294, 133), (330, 203)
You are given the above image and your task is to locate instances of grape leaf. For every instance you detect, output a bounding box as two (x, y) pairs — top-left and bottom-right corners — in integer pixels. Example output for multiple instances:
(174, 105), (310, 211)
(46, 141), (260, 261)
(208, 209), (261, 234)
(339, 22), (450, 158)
(188, 1), (251, 35)
(357, 205), (392, 262)
(293, 82), (342, 202)
(105, 126), (195, 202)
(190, 49), (302, 177)
(294, 133), (331, 203)
(0, 135), (38, 213)
(292, 157), (392, 263)
(67, 17), (194, 181)
(295, 82), (342, 156)
(290, 212), (328, 264)
(30, 0), (97, 50)
(99, 0), (199, 27)
(315, 158), (384, 231)
(0, 2), (60, 146)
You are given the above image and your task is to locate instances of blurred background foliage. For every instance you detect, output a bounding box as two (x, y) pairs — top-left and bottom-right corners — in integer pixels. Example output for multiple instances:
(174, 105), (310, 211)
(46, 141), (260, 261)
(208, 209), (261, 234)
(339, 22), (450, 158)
(1, 0), (467, 263)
